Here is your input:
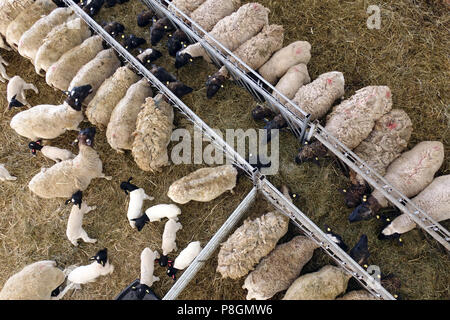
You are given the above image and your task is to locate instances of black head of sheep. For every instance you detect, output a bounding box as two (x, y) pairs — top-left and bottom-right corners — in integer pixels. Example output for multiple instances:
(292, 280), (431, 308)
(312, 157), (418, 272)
(262, 114), (287, 143)
(82, 0), (105, 16)
(205, 73), (226, 99)
(150, 17), (175, 45)
(324, 225), (348, 251)
(295, 140), (328, 165)
(341, 181), (371, 208)
(65, 190), (83, 209)
(138, 49), (162, 65)
(166, 260), (178, 281)
(131, 215), (149, 232)
(90, 248), (108, 267)
(28, 140), (43, 156)
(167, 29), (189, 57)
(120, 177), (139, 195)
(251, 105), (274, 121)
(50, 285), (61, 297)
(64, 84), (93, 111)
(122, 34), (146, 50)
(167, 81), (193, 98)
(150, 64), (177, 84)
(131, 283), (152, 300)
(103, 21), (125, 37)
(137, 10), (154, 27)
(349, 234), (370, 266)
(175, 51), (193, 69)
(348, 196), (381, 223)
(156, 254), (170, 267)
(8, 94), (25, 110)
(77, 127), (97, 148)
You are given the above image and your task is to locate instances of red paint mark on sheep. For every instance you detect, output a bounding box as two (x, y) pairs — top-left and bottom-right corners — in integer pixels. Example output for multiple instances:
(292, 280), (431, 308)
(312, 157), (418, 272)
(386, 90), (391, 98)
(327, 78), (333, 85)
(387, 121), (397, 130)
(295, 47), (302, 55)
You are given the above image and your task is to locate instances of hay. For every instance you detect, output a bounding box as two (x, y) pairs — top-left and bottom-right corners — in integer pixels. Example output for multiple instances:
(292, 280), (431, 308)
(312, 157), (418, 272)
(0, 0), (449, 300)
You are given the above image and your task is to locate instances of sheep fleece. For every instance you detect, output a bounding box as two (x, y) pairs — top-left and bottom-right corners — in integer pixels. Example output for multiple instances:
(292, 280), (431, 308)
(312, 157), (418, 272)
(106, 78), (153, 152)
(132, 96), (174, 172)
(191, 0), (241, 32)
(0, 0), (34, 36)
(273, 63), (311, 104)
(45, 35), (105, 91)
(169, 0), (206, 16)
(86, 66), (140, 129)
(217, 211), (289, 279)
(0, 261), (64, 300)
(243, 236), (319, 300)
(337, 290), (378, 300)
(167, 165), (237, 204)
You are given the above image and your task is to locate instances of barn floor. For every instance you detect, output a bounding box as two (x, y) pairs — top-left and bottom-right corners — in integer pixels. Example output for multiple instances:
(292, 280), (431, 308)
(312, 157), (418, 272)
(0, 0), (449, 300)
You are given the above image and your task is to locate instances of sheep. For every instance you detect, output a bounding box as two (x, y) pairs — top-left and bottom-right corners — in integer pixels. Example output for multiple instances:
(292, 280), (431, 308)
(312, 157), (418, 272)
(243, 236), (320, 300)
(28, 127), (112, 199)
(175, 3), (270, 68)
(349, 141), (445, 222)
(45, 35), (104, 91)
(65, 191), (97, 246)
(137, 10), (154, 27)
(296, 86), (393, 164)
(131, 248), (160, 299)
(106, 78), (153, 153)
(122, 33), (146, 50)
(344, 109), (413, 208)
(167, 164), (238, 204)
(159, 219), (183, 266)
(282, 235), (370, 300)
(272, 63), (311, 105)
(102, 21), (125, 38)
(169, 0), (206, 17)
(10, 85), (92, 141)
(380, 174), (449, 238)
(86, 66), (140, 129)
(131, 95), (174, 172)
(120, 177), (154, 229)
(5, 0), (57, 50)
(150, 17), (176, 46)
(216, 186), (291, 279)
(190, 0), (241, 33)
(0, 0), (35, 37)
(205, 24), (284, 98)
(34, 17), (92, 76)
(132, 204), (182, 232)
(82, 0), (105, 16)
(29, 140), (75, 162)
(68, 48), (121, 105)
(336, 290), (379, 300)
(67, 248), (114, 287)
(136, 47), (163, 66)
(0, 260), (66, 300)
(0, 53), (10, 82)
(6, 75), (39, 109)
(0, 163), (17, 181)
(258, 41), (312, 85)
(167, 241), (202, 280)
(167, 29), (190, 57)
(166, 80), (194, 98)
(18, 7), (75, 62)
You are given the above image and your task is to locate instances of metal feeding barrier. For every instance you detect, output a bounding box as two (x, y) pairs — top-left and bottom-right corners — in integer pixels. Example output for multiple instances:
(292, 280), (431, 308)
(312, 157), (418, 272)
(143, 0), (450, 251)
(65, 0), (397, 300)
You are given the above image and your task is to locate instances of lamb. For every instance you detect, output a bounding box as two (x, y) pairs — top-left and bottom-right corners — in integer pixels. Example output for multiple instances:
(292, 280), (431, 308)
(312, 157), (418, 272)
(120, 177), (154, 229)
(131, 95), (174, 172)
(132, 204), (182, 232)
(65, 191), (97, 246)
(296, 86), (393, 164)
(18, 7), (75, 62)
(169, 0), (206, 17)
(122, 34), (146, 50)
(0, 53), (10, 82)
(136, 47), (163, 66)
(102, 21), (125, 37)
(349, 141), (445, 222)
(0, 163), (17, 181)
(344, 109), (413, 208)
(28, 127), (112, 199)
(167, 241), (202, 280)
(29, 140), (75, 162)
(190, 0), (241, 33)
(380, 174), (449, 238)
(258, 41), (313, 85)
(0, 0), (34, 37)
(45, 35), (105, 91)
(243, 236), (320, 300)
(68, 48), (121, 105)
(149, 17), (176, 46)
(205, 24), (285, 98)
(106, 78), (153, 153)
(137, 10), (154, 27)
(34, 17), (92, 76)
(131, 248), (160, 299)
(82, 0), (105, 16)
(67, 248), (114, 286)
(175, 3), (270, 68)
(283, 235), (370, 300)
(336, 290), (379, 300)
(5, 0), (57, 50)
(216, 186), (291, 279)
(167, 29), (190, 57)
(10, 85), (92, 141)
(0, 260), (66, 300)
(272, 63), (311, 104)
(7, 75), (39, 109)
(86, 66), (140, 129)
(159, 219), (183, 266)
(167, 164), (238, 204)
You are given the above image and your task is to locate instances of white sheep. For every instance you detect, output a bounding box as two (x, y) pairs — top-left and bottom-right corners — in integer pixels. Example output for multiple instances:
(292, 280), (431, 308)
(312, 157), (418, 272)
(68, 48), (121, 105)
(106, 78), (153, 153)
(190, 0), (241, 33)
(5, 0), (57, 50)
(169, 0), (207, 17)
(45, 35), (105, 92)
(86, 66), (140, 129)
(0, 53), (10, 82)
(336, 290), (379, 300)
(131, 248), (160, 299)
(28, 127), (111, 199)
(0, 163), (17, 181)
(6, 75), (38, 109)
(34, 17), (92, 76)
(349, 141), (445, 222)
(167, 164), (238, 204)
(28, 140), (75, 163)
(272, 63), (311, 104)
(0, 260), (66, 300)
(65, 191), (97, 246)
(258, 41), (312, 85)
(162, 219), (183, 257)
(131, 95), (174, 172)
(0, 0), (35, 37)
(67, 249), (114, 286)
(132, 204), (182, 232)
(216, 186), (291, 279)
(18, 7), (75, 62)
(381, 175), (449, 237)
(167, 241), (202, 280)
(120, 177), (154, 229)
(242, 235), (320, 300)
